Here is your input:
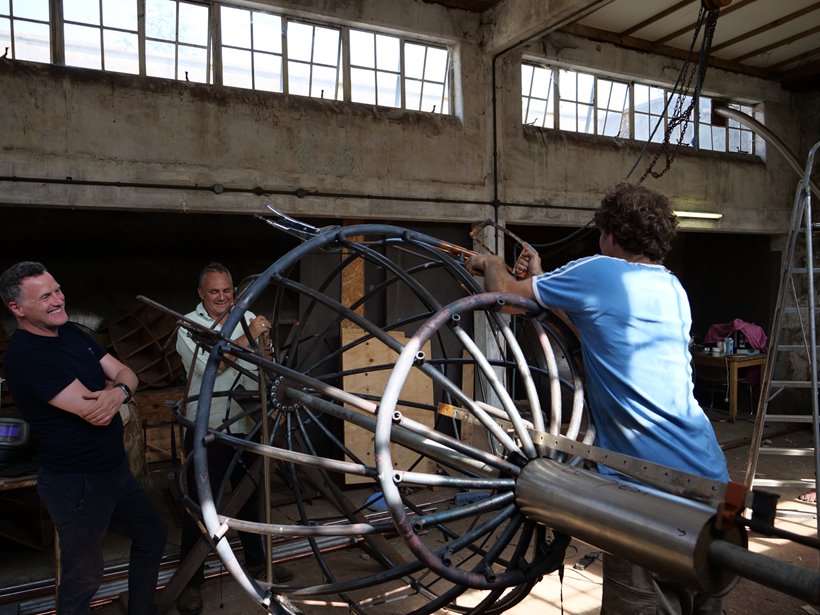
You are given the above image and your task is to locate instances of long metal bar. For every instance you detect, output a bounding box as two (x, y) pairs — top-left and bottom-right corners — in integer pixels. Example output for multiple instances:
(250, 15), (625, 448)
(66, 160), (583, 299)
(713, 107), (820, 200)
(709, 540), (820, 605)
(287, 388), (518, 476)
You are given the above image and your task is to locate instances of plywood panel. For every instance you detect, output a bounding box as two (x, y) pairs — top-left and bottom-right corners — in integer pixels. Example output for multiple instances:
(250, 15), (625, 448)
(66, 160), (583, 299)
(342, 327), (434, 484)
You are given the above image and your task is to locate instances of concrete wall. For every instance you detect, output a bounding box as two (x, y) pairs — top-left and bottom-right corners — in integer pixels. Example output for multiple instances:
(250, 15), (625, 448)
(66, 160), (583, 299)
(0, 0), (813, 234)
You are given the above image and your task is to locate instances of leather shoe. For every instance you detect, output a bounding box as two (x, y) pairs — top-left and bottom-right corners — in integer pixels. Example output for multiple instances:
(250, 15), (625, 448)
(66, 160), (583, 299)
(176, 586), (203, 615)
(246, 562), (294, 583)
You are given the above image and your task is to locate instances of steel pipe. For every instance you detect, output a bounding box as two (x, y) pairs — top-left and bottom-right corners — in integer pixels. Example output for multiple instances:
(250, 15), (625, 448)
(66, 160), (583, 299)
(515, 458), (745, 593)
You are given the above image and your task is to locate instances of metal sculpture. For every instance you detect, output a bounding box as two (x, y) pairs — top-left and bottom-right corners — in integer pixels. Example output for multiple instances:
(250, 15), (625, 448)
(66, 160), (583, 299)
(145, 216), (820, 614)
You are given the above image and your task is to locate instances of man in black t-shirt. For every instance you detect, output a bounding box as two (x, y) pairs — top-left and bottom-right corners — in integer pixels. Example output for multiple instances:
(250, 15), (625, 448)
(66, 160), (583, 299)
(0, 261), (167, 615)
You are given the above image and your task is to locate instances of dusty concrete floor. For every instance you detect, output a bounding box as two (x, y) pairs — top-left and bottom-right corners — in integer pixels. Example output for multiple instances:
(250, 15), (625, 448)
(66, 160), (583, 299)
(2, 405), (819, 614)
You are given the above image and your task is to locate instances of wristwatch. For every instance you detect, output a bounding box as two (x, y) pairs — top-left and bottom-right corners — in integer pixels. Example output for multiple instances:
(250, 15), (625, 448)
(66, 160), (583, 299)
(114, 383), (133, 404)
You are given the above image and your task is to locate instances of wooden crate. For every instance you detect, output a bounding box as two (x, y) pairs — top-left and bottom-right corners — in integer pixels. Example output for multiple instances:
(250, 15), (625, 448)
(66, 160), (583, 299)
(133, 387), (184, 464)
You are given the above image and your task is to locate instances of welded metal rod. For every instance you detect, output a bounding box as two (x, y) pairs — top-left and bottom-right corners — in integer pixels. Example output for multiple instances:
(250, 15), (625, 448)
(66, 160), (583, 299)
(708, 540), (820, 605)
(287, 387), (518, 477)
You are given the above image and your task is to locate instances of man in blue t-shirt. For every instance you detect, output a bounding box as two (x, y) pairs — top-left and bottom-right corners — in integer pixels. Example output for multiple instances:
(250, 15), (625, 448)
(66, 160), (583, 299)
(0, 261), (167, 615)
(467, 184), (728, 615)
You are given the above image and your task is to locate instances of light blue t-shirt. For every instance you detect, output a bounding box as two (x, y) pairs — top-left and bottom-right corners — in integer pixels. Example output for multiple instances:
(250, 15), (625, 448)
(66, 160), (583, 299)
(532, 254), (729, 483)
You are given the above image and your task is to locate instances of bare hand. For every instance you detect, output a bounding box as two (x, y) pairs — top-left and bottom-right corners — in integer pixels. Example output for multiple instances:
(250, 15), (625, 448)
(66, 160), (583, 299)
(514, 243), (543, 279)
(249, 315), (272, 339)
(81, 388), (123, 426)
(466, 254), (488, 276)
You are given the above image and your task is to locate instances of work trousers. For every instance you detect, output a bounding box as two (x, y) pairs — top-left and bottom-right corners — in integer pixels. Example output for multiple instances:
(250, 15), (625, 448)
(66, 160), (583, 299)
(601, 553), (725, 615)
(37, 463), (167, 615)
(180, 429), (264, 588)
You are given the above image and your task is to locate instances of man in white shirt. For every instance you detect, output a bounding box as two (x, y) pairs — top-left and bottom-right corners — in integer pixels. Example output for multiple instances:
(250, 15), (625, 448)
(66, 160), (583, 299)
(175, 262), (291, 615)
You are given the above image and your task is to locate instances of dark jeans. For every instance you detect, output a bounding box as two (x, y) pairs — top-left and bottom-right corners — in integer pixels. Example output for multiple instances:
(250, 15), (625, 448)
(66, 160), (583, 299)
(37, 463), (167, 615)
(601, 553), (725, 615)
(181, 430), (263, 588)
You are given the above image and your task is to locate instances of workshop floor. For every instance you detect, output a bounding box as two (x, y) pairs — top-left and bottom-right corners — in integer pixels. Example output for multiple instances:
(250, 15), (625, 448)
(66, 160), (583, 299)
(2, 405), (818, 615)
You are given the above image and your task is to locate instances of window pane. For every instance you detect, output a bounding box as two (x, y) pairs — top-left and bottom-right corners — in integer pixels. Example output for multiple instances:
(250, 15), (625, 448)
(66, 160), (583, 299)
(577, 73), (593, 104)
(376, 70), (400, 107)
(13, 20), (50, 62)
(524, 97), (548, 127)
(698, 96), (712, 124)
(578, 103), (594, 134)
(424, 46), (447, 81)
(0, 1), (9, 15)
(559, 69), (576, 101)
(102, 0), (136, 30)
(146, 39), (175, 77)
(65, 23), (101, 69)
(103, 29), (138, 74)
(698, 124), (713, 150)
(649, 88), (665, 115)
(14, 0), (48, 21)
(634, 114), (650, 141)
(178, 44), (207, 82)
(221, 6), (250, 48)
(64, 0), (100, 25)
(711, 126), (726, 152)
(599, 109), (624, 137)
(521, 64), (534, 92)
(350, 29), (374, 68)
(531, 66), (551, 98)
(288, 61), (310, 95)
(559, 100), (576, 131)
(404, 43), (424, 79)
(406, 78), (421, 109)
(376, 34), (399, 71)
(287, 22), (313, 62)
(351, 66), (375, 104)
(252, 12), (280, 54)
(178, 2), (208, 46)
(633, 84), (649, 108)
(146, 0), (176, 40)
(254, 51), (281, 92)
(311, 64), (338, 99)
(0, 17), (10, 52)
(421, 82), (444, 113)
(223, 46), (252, 88)
(312, 26), (339, 66)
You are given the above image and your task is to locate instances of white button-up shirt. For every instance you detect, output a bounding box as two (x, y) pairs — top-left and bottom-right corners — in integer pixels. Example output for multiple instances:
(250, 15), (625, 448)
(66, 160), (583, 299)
(176, 302), (257, 432)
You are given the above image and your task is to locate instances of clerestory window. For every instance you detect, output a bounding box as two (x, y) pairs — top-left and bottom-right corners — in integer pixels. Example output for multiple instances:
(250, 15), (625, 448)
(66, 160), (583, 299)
(2, 1), (451, 115)
(523, 62), (757, 155)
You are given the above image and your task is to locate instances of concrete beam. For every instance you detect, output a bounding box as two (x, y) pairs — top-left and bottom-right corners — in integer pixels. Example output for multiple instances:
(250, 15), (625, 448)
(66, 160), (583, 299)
(482, 0), (613, 56)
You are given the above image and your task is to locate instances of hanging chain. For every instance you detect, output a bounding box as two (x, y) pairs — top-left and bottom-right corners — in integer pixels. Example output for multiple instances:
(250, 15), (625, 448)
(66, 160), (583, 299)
(637, 7), (721, 183)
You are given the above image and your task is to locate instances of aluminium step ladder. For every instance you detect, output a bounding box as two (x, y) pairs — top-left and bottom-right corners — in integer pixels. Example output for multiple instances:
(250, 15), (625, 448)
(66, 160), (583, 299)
(744, 141), (820, 508)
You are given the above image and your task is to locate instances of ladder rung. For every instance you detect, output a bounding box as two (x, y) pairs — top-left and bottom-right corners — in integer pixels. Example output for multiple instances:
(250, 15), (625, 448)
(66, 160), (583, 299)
(758, 447), (816, 456)
(761, 414), (816, 423)
(777, 344), (809, 353)
(752, 478), (816, 488)
(783, 307), (820, 314)
(771, 380), (820, 389)
(789, 267), (820, 275)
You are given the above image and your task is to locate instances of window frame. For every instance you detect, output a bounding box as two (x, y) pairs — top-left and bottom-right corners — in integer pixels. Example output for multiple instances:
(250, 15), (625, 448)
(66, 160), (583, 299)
(522, 61), (759, 157)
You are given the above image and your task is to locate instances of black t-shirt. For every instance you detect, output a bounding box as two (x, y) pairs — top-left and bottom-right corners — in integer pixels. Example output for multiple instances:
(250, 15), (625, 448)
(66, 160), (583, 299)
(4, 323), (125, 472)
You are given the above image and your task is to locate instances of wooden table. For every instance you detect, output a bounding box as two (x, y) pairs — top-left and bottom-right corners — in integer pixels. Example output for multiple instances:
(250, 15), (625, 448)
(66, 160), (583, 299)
(692, 352), (766, 422)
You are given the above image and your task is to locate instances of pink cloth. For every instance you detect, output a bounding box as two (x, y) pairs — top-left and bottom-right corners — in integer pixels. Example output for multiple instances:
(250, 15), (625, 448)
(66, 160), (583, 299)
(704, 318), (767, 351)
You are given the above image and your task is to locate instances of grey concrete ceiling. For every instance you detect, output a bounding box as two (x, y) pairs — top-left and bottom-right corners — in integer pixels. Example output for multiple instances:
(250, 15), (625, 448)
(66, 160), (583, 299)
(425, 0), (820, 92)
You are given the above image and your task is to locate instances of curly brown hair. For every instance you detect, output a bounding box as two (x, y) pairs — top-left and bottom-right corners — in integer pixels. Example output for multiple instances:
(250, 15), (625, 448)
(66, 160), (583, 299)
(592, 183), (678, 262)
